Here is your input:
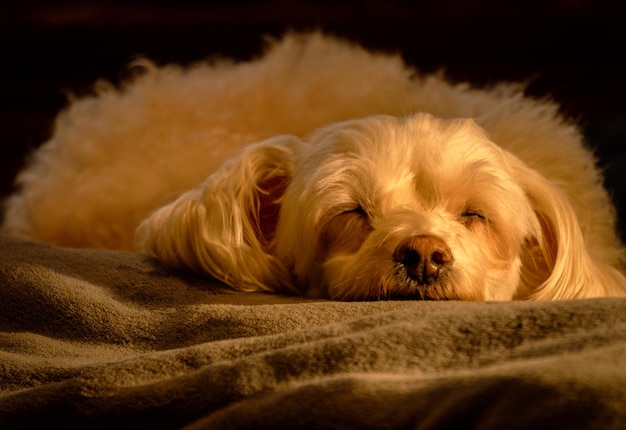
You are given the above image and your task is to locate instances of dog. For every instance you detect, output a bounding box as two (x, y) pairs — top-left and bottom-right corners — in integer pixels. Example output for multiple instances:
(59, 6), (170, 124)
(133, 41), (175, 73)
(3, 32), (625, 300)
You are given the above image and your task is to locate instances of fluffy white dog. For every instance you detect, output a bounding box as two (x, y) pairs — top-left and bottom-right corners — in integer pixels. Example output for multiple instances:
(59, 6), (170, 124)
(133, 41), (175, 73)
(3, 32), (625, 300)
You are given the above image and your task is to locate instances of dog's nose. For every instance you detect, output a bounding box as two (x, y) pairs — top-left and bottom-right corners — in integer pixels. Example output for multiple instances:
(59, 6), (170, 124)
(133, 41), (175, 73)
(394, 235), (452, 285)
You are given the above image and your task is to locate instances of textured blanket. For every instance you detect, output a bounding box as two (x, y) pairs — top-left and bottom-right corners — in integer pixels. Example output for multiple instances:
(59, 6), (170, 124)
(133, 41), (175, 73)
(1, 234), (625, 429)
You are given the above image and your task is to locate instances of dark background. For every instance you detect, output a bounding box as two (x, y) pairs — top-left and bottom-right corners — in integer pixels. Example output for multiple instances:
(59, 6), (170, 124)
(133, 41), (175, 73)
(1, 0), (625, 237)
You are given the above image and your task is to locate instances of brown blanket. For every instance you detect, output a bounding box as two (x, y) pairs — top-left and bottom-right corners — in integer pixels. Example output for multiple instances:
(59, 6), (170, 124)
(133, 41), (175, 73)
(1, 234), (625, 429)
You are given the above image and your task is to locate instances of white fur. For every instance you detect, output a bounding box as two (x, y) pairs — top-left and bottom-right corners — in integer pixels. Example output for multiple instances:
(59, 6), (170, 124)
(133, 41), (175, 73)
(3, 32), (625, 300)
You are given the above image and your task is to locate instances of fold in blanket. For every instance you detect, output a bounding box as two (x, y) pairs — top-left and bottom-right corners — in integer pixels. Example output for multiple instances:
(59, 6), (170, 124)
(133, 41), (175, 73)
(1, 234), (625, 429)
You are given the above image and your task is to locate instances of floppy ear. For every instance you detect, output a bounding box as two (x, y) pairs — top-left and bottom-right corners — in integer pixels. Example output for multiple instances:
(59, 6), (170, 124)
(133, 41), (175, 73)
(134, 136), (304, 294)
(513, 160), (626, 300)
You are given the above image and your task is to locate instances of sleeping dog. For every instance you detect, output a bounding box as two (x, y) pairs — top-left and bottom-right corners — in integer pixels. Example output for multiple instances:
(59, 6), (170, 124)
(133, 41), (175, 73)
(4, 33), (625, 300)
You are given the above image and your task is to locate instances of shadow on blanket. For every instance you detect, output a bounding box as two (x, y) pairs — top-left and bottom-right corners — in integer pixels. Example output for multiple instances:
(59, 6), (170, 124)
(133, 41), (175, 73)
(1, 234), (625, 429)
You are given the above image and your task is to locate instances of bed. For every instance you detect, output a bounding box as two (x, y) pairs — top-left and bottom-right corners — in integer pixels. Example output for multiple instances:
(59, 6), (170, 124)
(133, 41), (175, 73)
(1, 233), (624, 428)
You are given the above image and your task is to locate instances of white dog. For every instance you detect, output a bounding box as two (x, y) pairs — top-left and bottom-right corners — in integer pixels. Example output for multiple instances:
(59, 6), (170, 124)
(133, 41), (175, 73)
(3, 32), (625, 300)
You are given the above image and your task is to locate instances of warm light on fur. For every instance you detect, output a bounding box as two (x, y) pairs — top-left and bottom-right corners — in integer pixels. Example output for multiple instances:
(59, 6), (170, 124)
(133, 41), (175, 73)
(3, 32), (625, 300)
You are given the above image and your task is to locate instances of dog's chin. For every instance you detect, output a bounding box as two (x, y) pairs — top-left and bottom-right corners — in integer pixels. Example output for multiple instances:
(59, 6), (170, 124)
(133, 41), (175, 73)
(391, 264), (462, 301)
(314, 253), (491, 301)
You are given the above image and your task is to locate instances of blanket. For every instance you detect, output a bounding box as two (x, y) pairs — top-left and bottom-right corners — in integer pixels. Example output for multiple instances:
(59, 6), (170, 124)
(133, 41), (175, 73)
(1, 234), (625, 429)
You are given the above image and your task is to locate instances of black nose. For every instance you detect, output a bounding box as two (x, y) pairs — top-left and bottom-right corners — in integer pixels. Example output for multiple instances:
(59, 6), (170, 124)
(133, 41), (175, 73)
(394, 235), (452, 285)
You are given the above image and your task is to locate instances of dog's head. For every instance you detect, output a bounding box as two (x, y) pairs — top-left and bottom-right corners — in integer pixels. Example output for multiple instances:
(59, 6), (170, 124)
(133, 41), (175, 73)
(274, 114), (540, 300)
(135, 114), (608, 300)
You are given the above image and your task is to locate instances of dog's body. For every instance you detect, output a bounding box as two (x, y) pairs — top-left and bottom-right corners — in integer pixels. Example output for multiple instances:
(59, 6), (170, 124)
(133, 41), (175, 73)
(3, 33), (625, 300)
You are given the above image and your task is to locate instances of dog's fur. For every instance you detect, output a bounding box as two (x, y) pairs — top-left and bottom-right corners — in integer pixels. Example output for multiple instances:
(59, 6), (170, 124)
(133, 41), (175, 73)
(3, 32), (625, 300)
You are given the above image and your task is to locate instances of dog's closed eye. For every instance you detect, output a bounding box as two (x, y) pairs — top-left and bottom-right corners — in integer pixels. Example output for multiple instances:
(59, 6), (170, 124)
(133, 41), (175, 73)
(320, 206), (372, 255)
(460, 210), (487, 229)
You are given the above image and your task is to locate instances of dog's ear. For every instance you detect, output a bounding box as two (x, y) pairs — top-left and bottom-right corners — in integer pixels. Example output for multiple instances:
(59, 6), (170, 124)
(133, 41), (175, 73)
(512, 160), (626, 299)
(134, 136), (304, 293)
